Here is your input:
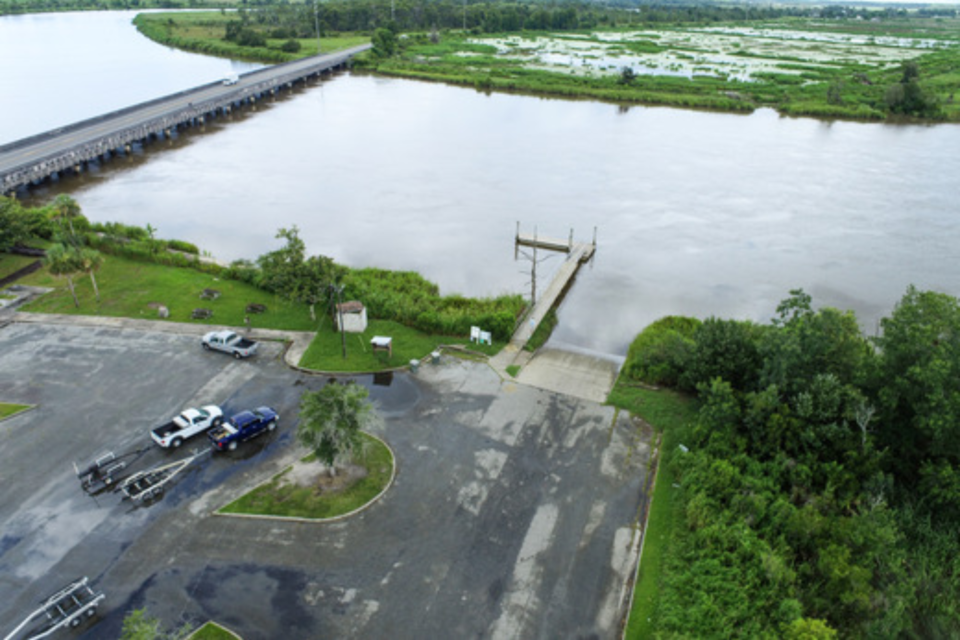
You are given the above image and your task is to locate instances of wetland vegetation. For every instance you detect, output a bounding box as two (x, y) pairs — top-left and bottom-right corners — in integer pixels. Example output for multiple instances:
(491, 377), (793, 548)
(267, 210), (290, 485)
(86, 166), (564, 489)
(132, 3), (960, 121)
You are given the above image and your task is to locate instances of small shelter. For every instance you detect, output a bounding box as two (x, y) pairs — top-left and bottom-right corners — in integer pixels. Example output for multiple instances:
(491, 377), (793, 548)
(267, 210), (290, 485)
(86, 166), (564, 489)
(335, 300), (368, 333)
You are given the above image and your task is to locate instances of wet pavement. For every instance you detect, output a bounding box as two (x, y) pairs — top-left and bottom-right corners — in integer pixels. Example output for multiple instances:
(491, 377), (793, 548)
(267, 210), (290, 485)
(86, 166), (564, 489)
(0, 321), (651, 639)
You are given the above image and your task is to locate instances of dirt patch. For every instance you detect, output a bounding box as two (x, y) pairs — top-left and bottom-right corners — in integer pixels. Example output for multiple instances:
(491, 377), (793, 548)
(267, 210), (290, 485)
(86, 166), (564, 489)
(280, 459), (369, 495)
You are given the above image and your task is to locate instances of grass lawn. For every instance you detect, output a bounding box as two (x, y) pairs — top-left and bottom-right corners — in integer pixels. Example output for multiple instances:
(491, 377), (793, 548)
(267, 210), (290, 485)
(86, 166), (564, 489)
(0, 253), (40, 282)
(16, 253), (320, 331)
(188, 622), (241, 640)
(0, 402), (32, 420)
(219, 432), (393, 519)
(606, 378), (696, 640)
(299, 318), (500, 372)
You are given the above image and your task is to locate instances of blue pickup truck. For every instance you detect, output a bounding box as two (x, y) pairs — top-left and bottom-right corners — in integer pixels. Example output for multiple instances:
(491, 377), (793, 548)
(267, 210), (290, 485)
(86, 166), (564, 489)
(208, 406), (279, 452)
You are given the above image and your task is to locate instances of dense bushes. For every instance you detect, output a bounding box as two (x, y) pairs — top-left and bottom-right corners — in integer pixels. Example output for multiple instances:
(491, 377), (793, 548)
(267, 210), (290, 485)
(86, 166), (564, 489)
(631, 289), (960, 637)
(344, 268), (523, 341)
(622, 315), (700, 387)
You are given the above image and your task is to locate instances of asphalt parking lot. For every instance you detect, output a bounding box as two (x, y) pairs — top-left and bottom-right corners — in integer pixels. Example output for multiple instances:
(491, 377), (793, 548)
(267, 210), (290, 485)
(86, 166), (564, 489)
(0, 321), (652, 640)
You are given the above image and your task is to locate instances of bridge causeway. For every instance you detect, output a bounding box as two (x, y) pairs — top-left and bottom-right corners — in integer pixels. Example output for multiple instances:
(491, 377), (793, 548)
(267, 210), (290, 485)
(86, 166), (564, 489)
(0, 44), (370, 196)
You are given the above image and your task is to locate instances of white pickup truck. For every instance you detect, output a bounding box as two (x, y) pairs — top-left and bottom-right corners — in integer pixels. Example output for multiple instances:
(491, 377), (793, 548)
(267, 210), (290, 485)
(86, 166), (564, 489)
(151, 406), (223, 448)
(201, 330), (258, 359)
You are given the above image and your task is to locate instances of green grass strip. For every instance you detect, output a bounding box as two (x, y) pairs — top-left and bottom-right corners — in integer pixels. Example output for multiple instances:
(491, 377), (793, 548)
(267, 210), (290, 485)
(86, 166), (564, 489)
(188, 622), (242, 640)
(606, 378), (696, 640)
(299, 319), (499, 372)
(0, 403), (32, 420)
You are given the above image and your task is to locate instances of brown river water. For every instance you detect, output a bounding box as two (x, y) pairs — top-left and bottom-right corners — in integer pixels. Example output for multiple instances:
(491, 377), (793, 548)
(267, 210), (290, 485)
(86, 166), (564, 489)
(4, 12), (960, 357)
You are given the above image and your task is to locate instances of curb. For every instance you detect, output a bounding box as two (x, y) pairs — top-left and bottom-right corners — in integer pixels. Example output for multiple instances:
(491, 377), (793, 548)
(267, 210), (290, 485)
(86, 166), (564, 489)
(213, 431), (397, 524)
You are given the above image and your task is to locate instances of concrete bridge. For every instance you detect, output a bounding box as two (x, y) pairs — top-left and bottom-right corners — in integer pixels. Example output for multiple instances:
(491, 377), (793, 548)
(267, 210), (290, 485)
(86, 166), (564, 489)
(0, 44), (371, 196)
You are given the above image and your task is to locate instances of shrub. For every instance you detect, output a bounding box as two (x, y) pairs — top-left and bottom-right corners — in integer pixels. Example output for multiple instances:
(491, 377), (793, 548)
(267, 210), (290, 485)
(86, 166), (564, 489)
(623, 316), (701, 387)
(166, 239), (199, 254)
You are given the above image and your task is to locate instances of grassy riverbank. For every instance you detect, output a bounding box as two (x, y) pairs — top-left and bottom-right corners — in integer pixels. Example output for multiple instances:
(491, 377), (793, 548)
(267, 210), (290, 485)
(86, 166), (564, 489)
(131, 9), (960, 122)
(372, 19), (960, 122)
(16, 253), (319, 331)
(133, 12), (369, 63)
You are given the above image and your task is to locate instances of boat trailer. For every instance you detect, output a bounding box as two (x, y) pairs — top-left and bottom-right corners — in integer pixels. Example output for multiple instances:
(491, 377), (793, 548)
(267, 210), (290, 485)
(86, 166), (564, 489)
(74, 448), (149, 495)
(119, 450), (204, 504)
(2, 577), (104, 640)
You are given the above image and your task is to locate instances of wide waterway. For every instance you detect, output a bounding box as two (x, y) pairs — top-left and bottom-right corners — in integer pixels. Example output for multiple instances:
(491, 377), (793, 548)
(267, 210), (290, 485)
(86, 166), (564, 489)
(5, 12), (960, 358)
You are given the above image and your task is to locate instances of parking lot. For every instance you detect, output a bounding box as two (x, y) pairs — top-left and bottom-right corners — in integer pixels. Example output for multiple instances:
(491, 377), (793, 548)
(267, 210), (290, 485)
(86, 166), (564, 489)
(0, 321), (652, 639)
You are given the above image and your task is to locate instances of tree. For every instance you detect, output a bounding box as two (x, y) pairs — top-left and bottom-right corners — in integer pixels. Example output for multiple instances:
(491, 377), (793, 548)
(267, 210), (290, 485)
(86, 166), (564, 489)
(257, 226), (306, 299)
(0, 196), (31, 251)
(43, 243), (82, 308)
(77, 247), (104, 303)
(874, 286), (960, 518)
(257, 226), (342, 321)
(51, 194), (86, 248)
(371, 27), (397, 58)
(297, 381), (382, 476)
(120, 608), (190, 640)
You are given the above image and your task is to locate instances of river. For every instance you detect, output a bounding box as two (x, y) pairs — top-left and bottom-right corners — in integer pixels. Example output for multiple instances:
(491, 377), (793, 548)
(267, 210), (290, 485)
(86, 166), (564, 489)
(4, 11), (960, 357)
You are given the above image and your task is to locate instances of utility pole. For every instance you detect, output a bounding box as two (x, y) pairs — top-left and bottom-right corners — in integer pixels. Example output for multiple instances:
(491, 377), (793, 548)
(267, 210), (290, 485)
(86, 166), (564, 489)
(516, 225), (553, 306)
(314, 0), (322, 54)
(329, 284), (346, 359)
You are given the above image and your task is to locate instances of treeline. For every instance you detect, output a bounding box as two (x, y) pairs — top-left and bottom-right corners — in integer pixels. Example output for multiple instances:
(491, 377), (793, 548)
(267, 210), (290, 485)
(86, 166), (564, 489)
(0, 0), (219, 15)
(0, 196), (523, 339)
(234, 0), (815, 38)
(625, 290), (960, 637)
(133, 13), (296, 63)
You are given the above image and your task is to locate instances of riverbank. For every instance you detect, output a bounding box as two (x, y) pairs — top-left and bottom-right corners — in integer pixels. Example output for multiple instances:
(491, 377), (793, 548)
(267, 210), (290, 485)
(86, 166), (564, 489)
(370, 23), (960, 123)
(134, 11), (960, 123)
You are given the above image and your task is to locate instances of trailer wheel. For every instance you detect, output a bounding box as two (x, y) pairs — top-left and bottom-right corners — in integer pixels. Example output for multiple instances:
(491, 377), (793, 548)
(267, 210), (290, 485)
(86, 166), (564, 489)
(70, 616), (82, 628)
(86, 606), (97, 618)
(228, 441), (238, 452)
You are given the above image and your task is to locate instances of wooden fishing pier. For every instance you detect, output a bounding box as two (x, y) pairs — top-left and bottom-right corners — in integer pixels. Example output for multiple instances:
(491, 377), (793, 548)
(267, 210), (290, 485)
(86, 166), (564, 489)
(511, 224), (596, 350)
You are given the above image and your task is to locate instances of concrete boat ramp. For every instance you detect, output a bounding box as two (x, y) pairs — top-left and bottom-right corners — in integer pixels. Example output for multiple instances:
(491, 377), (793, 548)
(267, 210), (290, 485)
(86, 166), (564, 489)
(490, 227), (620, 404)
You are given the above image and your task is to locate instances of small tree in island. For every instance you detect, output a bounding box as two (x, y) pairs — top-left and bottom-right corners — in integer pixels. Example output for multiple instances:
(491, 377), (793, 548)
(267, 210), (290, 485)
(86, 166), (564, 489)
(297, 381), (382, 477)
